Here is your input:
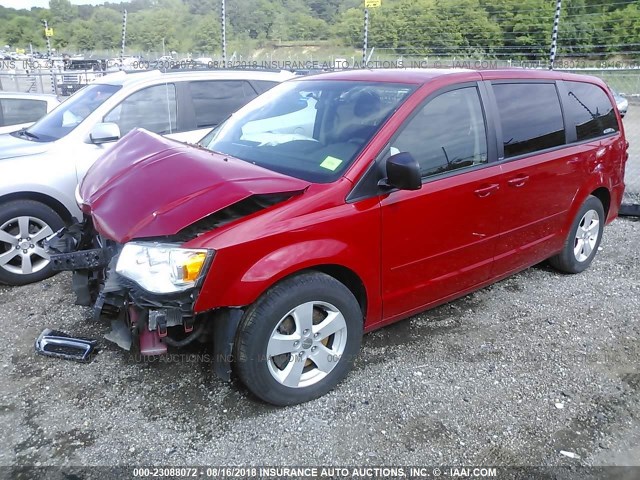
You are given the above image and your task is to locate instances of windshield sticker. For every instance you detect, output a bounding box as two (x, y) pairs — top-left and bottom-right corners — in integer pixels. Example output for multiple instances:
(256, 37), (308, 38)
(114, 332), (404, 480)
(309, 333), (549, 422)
(320, 156), (343, 171)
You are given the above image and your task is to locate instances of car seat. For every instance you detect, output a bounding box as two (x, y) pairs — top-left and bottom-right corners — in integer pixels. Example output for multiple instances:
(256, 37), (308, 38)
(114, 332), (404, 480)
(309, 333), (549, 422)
(336, 90), (382, 144)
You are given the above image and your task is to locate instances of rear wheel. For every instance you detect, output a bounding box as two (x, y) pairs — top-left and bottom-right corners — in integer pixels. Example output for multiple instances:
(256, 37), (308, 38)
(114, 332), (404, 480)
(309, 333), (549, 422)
(234, 272), (363, 406)
(549, 195), (604, 274)
(0, 200), (65, 285)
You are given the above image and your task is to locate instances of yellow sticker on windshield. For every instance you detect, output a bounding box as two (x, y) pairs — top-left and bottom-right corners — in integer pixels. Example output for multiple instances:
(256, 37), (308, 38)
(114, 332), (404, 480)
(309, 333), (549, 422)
(320, 156), (343, 171)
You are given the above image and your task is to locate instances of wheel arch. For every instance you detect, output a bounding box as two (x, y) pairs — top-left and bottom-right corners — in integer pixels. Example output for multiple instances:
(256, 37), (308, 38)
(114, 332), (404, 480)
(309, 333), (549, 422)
(590, 186), (611, 220)
(299, 264), (368, 321)
(0, 191), (75, 225)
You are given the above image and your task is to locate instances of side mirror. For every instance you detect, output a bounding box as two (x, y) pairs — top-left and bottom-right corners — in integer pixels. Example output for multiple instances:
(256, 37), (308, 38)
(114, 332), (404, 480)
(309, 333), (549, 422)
(89, 122), (120, 144)
(381, 152), (422, 191)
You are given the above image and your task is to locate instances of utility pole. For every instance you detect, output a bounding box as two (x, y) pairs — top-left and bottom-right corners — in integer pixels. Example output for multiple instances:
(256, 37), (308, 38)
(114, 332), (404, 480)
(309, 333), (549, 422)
(363, 0), (381, 68)
(42, 20), (55, 94)
(120, 9), (127, 70)
(221, 0), (227, 68)
(362, 8), (369, 67)
(549, 0), (562, 70)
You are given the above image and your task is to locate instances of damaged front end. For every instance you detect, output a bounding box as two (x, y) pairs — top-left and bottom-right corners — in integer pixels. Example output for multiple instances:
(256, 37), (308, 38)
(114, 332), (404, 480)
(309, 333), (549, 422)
(46, 221), (243, 379)
(45, 129), (309, 379)
(46, 218), (214, 358)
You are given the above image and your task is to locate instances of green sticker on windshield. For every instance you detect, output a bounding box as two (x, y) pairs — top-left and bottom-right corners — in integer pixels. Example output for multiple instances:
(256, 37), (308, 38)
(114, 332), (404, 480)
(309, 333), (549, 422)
(320, 156), (343, 171)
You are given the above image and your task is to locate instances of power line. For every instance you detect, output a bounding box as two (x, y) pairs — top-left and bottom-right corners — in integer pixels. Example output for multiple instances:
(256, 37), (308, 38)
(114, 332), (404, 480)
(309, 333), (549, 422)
(480, 0), (637, 15)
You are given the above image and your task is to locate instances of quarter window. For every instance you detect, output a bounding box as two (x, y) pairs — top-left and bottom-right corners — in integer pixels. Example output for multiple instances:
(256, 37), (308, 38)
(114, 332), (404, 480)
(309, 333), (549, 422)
(104, 83), (177, 136)
(188, 80), (258, 128)
(251, 80), (280, 94)
(564, 81), (618, 141)
(0, 99), (47, 126)
(493, 83), (565, 158)
(392, 86), (488, 178)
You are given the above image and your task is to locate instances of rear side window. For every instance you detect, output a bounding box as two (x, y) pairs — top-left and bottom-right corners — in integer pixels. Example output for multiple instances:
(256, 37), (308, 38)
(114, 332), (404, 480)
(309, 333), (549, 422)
(493, 83), (565, 158)
(104, 83), (177, 136)
(188, 80), (258, 128)
(564, 81), (618, 141)
(0, 99), (47, 126)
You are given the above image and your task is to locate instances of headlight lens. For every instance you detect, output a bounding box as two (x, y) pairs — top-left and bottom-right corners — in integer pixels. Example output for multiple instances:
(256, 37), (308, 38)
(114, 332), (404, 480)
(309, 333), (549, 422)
(116, 242), (210, 294)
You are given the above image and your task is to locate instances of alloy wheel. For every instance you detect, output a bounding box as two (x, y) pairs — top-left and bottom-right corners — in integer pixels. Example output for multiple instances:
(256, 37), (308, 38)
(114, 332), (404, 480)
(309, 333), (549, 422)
(266, 301), (348, 389)
(0, 216), (53, 275)
(573, 209), (600, 262)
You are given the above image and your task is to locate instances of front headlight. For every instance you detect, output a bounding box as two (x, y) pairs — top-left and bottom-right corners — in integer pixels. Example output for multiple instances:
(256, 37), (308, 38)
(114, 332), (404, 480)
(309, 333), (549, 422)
(116, 242), (211, 294)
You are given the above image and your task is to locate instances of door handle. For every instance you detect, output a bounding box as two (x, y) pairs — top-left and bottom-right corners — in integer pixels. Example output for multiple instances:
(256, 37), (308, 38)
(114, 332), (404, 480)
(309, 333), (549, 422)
(474, 183), (500, 198)
(507, 175), (529, 187)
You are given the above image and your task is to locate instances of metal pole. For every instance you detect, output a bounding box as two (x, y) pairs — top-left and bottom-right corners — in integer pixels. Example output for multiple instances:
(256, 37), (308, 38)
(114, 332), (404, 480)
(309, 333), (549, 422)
(120, 9), (127, 70)
(362, 8), (369, 67)
(221, 0), (227, 68)
(548, 0), (562, 70)
(43, 20), (55, 94)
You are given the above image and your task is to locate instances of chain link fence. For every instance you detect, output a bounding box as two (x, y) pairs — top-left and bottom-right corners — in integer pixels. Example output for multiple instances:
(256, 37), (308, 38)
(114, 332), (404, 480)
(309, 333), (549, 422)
(0, 70), (113, 96)
(0, 71), (58, 95)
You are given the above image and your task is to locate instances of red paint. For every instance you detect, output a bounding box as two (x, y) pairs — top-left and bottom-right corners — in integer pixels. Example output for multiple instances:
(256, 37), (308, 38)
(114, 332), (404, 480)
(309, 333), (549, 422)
(83, 69), (626, 331)
(80, 129), (308, 243)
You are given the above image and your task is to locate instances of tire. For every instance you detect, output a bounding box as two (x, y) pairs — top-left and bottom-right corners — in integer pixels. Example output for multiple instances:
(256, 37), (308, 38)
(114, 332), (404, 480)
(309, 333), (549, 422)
(234, 271), (363, 406)
(0, 200), (66, 286)
(549, 195), (605, 274)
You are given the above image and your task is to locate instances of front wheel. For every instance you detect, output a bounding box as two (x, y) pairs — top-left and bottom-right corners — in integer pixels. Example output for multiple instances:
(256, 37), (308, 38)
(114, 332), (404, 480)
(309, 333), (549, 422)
(234, 272), (363, 406)
(549, 195), (605, 274)
(0, 200), (66, 286)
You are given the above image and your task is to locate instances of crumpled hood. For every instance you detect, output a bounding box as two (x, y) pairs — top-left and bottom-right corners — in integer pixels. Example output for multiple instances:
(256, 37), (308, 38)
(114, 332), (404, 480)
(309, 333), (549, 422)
(0, 132), (51, 160)
(80, 129), (309, 243)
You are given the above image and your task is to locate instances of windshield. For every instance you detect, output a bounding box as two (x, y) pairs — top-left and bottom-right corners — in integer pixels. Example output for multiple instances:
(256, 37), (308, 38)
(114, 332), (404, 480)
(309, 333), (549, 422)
(199, 80), (416, 182)
(20, 84), (121, 142)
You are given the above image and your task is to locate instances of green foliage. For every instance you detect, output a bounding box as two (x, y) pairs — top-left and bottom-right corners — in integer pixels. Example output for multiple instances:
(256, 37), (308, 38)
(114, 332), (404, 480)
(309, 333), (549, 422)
(194, 14), (221, 52)
(0, 0), (636, 59)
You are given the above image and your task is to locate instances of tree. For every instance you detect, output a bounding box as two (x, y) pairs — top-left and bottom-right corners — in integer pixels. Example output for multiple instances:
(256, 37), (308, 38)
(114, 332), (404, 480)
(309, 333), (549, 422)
(92, 8), (122, 49)
(194, 14), (221, 52)
(185, 0), (218, 15)
(72, 19), (96, 50)
(49, 0), (77, 24)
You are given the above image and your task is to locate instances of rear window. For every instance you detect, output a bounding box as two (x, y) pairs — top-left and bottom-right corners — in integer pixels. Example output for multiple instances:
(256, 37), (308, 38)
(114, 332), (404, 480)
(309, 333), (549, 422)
(564, 81), (619, 141)
(0, 98), (47, 126)
(493, 83), (565, 158)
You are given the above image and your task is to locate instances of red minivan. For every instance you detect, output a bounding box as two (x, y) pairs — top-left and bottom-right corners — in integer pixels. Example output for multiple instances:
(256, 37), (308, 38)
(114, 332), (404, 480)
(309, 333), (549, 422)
(48, 69), (627, 405)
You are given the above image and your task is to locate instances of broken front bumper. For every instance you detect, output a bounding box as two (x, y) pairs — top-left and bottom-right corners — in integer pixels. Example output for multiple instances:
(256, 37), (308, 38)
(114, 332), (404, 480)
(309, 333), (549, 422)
(45, 221), (242, 380)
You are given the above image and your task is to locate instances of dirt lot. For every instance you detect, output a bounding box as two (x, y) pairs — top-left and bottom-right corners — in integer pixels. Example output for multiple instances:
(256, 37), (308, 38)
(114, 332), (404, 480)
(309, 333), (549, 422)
(0, 218), (639, 472)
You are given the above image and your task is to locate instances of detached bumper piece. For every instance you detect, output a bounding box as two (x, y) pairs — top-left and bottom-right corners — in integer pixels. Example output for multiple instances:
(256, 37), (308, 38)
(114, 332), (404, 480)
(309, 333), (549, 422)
(46, 222), (117, 306)
(50, 248), (109, 271)
(34, 328), (98, 362)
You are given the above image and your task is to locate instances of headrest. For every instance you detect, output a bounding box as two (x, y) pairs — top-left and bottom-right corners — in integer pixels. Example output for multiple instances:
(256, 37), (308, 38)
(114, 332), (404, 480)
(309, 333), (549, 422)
(353, 90), (381, 118)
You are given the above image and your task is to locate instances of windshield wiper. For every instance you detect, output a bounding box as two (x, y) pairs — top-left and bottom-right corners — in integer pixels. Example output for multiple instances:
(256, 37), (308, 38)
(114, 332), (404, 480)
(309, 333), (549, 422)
(18, 129), (39, 140)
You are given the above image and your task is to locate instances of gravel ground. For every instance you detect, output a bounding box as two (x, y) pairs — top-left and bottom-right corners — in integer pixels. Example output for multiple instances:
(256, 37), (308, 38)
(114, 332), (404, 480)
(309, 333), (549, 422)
(0, 218), (639, 472)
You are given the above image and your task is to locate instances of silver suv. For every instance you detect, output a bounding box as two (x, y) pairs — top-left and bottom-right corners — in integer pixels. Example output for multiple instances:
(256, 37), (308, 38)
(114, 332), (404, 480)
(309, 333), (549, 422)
(0, 69), (295, 285)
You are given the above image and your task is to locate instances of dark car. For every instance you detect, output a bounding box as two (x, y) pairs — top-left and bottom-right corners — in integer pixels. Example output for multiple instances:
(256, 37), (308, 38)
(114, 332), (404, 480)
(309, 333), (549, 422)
(49, 69), (627, 406)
